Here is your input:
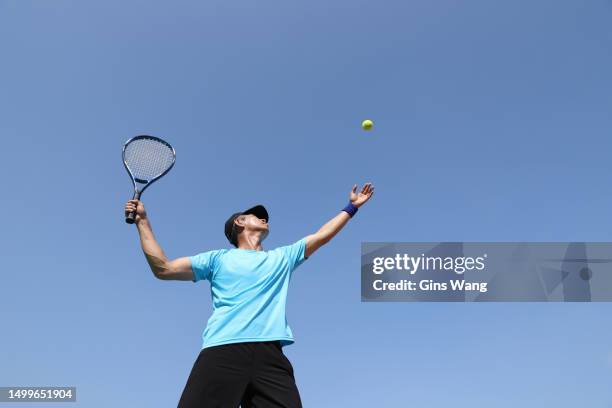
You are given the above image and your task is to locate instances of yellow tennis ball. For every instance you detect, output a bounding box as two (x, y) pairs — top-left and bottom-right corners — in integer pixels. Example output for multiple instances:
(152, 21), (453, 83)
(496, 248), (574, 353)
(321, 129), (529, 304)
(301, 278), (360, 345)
(362, 119), (373, 131)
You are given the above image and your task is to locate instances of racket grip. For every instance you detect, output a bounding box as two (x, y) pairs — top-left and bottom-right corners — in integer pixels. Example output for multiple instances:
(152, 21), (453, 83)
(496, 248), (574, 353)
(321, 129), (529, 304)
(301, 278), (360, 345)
(125, 191), (141, 224)
(126, 212), (137, 224)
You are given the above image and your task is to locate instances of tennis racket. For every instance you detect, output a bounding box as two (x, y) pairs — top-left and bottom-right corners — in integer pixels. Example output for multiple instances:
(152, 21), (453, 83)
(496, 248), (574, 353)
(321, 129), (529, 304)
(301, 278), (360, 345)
(123, 135), (176, 224)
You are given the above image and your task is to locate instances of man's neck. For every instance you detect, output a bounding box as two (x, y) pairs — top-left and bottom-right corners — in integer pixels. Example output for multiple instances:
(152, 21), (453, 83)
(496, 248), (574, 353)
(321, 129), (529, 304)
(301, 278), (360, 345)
(237, 233), (265, 251)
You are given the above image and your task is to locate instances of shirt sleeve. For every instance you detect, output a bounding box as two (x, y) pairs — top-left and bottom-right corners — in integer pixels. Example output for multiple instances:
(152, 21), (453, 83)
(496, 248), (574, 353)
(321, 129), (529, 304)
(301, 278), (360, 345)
(189, 250), (221, 282)
(279, 238), (308, 272)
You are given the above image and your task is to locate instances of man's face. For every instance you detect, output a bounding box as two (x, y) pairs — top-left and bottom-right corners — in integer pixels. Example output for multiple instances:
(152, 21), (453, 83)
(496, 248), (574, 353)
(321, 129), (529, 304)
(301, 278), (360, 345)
(235, 214), (269, 240)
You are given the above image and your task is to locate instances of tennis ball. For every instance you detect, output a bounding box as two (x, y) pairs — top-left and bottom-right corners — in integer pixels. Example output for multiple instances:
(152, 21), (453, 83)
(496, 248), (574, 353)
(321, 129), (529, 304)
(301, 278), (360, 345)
(362, 119), (373, 131)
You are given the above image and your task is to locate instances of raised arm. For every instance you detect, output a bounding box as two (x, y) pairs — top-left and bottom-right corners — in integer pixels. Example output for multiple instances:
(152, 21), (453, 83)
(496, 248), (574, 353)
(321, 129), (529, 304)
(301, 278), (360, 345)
(305, 183), (374, 258)
(125, 199), (194, 281)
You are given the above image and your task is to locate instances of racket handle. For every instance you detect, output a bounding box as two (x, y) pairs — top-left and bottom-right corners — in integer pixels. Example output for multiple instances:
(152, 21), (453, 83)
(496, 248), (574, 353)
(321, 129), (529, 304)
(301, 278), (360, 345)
(125, 191), (142, 224)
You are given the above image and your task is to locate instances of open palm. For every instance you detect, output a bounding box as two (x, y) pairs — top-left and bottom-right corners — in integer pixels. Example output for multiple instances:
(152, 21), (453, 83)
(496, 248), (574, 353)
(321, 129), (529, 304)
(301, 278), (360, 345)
(350, 183), (375, 208)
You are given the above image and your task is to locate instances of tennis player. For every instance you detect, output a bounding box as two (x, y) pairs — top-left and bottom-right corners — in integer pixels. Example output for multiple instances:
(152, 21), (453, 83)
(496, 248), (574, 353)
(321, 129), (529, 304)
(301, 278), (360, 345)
(124, 182), (374, 407)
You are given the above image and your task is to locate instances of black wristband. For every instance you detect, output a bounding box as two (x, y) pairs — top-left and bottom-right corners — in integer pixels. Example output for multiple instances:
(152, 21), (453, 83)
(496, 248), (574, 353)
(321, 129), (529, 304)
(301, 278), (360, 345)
(342, 203), (358, 217)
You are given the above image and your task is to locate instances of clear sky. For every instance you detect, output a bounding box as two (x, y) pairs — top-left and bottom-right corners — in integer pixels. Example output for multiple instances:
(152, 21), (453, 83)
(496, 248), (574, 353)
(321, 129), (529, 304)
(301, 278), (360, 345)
(1, 0), (612, 406)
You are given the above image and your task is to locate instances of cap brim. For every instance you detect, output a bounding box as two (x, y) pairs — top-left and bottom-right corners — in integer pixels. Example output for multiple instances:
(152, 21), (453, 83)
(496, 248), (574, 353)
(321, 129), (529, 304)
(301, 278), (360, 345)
(242, 205), (269, 222)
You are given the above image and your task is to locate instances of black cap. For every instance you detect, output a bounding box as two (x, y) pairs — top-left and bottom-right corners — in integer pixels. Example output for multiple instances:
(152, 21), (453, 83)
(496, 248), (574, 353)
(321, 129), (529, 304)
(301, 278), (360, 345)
(224, 205), (269, 247)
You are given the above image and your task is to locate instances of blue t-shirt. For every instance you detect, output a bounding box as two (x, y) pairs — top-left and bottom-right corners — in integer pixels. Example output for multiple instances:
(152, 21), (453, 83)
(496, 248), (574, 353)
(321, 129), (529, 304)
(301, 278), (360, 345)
(190, 238), (308, 349)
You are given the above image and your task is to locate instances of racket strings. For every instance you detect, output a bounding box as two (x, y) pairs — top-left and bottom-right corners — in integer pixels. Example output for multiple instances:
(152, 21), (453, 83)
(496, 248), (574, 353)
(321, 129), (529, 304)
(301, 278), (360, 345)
(124, 138), (175, 181)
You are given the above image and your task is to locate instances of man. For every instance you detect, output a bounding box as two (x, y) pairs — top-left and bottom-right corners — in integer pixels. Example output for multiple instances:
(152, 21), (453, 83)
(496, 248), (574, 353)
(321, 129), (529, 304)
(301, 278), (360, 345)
(124, 182), (375, 407)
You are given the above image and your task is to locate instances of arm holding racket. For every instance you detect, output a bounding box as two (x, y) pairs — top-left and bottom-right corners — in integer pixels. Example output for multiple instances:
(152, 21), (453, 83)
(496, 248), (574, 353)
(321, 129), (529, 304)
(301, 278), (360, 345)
(125, 199), (194, 281)
(304, 183), (374, 258)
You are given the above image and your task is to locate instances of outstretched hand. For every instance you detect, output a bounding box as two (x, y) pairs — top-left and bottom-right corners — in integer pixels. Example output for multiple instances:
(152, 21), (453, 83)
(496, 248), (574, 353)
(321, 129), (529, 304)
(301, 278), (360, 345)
(350, 182), (375, 208)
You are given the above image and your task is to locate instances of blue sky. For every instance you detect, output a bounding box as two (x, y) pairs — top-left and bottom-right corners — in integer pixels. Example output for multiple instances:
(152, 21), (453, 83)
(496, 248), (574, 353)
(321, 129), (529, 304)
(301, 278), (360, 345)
(1, 0), (612, 406)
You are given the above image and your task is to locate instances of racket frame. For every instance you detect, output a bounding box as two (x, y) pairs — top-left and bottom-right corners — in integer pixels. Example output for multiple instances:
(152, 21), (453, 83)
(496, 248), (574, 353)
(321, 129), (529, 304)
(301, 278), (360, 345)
(122, 134), (176, 223)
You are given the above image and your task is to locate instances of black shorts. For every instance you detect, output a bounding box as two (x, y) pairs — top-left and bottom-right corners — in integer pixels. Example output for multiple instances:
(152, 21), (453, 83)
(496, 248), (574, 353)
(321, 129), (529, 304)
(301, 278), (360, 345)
(177, 341), (302, 408)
